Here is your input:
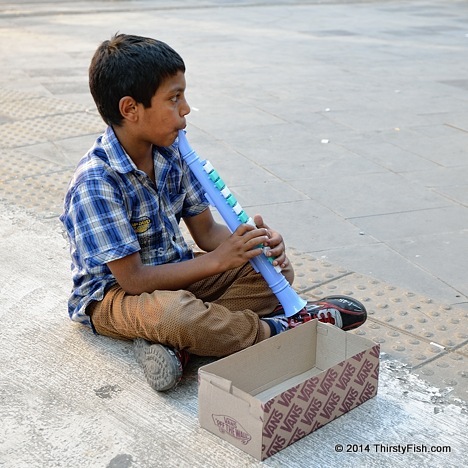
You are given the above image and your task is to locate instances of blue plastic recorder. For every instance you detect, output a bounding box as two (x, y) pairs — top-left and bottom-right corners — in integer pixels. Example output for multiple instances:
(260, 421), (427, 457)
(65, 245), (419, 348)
(178, 130), (307, 318)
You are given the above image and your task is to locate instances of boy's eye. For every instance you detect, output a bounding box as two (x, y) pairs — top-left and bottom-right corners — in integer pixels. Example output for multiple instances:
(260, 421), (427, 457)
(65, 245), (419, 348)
(170, 95), (179, 103)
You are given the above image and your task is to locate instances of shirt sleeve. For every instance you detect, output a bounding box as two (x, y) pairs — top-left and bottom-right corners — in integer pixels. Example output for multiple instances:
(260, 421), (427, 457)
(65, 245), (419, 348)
(67, 178), (140, 268)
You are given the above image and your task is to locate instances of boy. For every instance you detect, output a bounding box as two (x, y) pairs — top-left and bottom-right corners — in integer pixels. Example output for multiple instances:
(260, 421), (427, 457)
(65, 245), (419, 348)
(61, 34), (366, 392)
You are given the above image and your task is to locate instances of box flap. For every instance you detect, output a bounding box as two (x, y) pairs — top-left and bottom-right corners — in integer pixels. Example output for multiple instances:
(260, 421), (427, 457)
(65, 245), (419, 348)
(198, 369), (233, 392)
(198, 368), (263, 418)
(315, 323), (347, 369)
(315, 323), (377, 369)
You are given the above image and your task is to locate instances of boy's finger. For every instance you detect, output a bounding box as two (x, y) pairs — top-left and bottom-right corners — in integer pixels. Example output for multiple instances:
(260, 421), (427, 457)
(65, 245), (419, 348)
(246, 229), (269, 243)
(247, 235), (269, 249)
(253, 214), (271, 231)
(234, 223), (255, 236)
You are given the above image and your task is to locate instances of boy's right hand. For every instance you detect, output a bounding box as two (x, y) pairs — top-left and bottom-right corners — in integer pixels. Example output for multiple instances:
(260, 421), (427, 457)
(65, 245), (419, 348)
(212, 223), (270, 271)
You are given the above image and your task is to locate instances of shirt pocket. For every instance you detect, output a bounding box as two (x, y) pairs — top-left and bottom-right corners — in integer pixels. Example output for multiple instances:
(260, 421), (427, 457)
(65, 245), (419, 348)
(131, 216), (165, 265)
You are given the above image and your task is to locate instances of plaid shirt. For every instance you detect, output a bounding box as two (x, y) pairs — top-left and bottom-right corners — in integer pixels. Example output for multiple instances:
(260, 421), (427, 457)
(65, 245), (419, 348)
(60, 126), (209, 325)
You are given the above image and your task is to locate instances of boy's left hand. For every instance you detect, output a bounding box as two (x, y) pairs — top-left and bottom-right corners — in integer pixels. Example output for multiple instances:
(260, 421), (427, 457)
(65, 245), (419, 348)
(253, 214), (289, 269)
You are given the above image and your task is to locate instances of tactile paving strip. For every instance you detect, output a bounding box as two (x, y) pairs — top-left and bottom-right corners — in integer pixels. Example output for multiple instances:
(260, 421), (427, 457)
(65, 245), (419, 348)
(0, 88), (104, 149)
(308, 274), (467, 351)
(0, 113), (104, 148)
(288, 249), (352, 291)
(0, 148), (69, 182)
(0, 146), (74, 216)
(0, 170), (74, 216)
(0, 89), (102, 215)
(0, 94), (86, 120)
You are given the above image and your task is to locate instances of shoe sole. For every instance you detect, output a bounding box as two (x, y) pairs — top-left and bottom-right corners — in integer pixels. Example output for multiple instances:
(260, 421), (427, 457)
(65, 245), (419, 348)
(134, 338), (182, 392)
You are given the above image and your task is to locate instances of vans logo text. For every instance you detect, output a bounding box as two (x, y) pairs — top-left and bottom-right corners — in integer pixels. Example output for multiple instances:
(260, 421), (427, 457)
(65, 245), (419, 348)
(212, 415), (252, 445)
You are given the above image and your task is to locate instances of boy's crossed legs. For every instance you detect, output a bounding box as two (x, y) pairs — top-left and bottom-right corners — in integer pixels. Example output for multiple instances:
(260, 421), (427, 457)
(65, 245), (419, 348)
(87, 260), (283, 355)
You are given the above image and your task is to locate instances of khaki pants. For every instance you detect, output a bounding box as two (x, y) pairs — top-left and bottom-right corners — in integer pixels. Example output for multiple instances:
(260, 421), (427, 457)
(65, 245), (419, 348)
(87, 260), (294, 357)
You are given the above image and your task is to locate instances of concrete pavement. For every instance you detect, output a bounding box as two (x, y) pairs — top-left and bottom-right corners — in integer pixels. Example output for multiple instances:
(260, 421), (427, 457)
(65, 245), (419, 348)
(0, 1), (467, 467)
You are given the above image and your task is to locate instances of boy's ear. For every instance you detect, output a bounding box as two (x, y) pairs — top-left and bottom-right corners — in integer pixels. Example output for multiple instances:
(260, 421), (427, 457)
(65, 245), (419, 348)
(119, 96), (139, 122)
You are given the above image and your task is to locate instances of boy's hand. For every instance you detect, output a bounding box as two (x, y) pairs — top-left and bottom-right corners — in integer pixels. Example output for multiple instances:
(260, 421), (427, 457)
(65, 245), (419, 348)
(213, 223), (270, 270)
(253, 214), (289, 269)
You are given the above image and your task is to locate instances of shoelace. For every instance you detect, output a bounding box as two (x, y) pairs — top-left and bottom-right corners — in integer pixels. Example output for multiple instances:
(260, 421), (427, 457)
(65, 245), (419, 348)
(315, 310), (336, 325)
(288, 311), (314, 328)
(288, 308), (337, 328)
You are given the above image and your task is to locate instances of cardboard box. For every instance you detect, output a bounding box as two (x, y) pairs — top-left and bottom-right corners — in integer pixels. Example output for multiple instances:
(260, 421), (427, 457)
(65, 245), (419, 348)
(198, 320), (380, 460)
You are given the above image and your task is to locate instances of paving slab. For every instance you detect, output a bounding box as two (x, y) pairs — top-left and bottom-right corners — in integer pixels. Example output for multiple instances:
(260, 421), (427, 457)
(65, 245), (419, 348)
(349, 206), (468, 241)
(306, 242), (468, 307)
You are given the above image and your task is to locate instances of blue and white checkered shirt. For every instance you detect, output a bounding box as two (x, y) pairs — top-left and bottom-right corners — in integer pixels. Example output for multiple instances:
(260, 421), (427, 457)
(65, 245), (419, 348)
(60, 126), (209, 325)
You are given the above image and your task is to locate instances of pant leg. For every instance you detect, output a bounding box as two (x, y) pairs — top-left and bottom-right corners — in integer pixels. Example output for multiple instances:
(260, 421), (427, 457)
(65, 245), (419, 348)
(186, 259), (294, 316)
(88, 260), (295, 357)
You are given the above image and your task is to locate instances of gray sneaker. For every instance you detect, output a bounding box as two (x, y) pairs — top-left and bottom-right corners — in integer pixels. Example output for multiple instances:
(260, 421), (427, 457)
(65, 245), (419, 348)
(134, 338), (186, 392)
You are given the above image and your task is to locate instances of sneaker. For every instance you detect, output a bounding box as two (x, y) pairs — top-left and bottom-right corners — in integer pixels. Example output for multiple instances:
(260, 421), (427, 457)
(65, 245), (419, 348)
(134, 338), (189, 392)
(288, 295), (367, 331)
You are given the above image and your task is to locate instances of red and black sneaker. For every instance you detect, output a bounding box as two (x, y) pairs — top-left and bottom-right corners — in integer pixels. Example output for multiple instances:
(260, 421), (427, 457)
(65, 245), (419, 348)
(288, 295), (367, 331)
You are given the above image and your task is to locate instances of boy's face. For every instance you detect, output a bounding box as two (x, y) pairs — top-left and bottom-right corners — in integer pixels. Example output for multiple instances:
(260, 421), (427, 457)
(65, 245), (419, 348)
(139, 70), (190, 147)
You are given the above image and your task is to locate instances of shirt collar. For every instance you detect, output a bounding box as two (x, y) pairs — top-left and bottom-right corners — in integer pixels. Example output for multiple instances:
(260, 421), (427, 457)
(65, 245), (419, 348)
(100, 126), (137, 175)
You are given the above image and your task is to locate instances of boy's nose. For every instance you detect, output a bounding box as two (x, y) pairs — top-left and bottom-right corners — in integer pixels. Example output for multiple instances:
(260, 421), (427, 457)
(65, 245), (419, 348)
(181, 98), (191, 116)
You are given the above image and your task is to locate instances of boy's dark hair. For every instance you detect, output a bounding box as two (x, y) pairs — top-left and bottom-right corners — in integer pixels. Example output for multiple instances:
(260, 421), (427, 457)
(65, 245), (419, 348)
(89, 33), (185, 126)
